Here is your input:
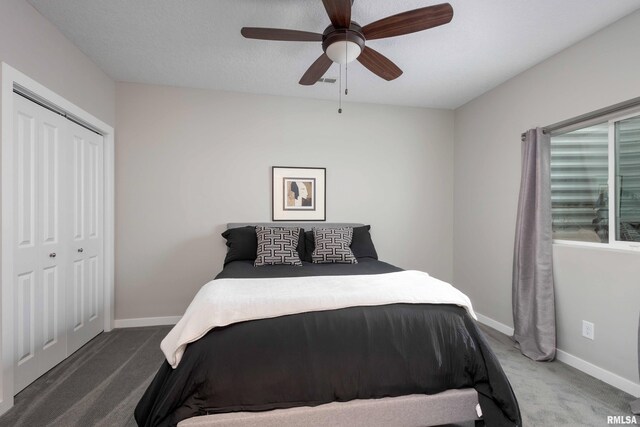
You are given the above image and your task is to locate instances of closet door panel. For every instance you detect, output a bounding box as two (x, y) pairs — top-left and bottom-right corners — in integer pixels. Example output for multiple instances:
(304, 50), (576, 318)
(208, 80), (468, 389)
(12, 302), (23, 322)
(36, 107), (69, 378)
(86, 134), (103, 328)
(67, 125), (103, 355)
(67, 130), (87, 353)
(13, 96), (40, 392)
(13, 94), (68, 393)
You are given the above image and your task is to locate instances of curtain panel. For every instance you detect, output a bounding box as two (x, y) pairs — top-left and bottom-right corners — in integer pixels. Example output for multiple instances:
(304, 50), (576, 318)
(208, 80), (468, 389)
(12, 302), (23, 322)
(512, 128), (556, 361)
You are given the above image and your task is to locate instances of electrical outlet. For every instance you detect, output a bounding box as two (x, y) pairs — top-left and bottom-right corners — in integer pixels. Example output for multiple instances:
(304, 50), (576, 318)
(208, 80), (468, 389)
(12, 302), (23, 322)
(582, 320), (595, 340)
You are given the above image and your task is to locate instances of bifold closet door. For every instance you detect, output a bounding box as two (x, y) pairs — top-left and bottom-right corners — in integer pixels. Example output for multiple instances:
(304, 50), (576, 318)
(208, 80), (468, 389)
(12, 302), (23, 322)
(13, 94), (69, 393)
(66, 122), (104, 355)
(12, 93), (105, 393)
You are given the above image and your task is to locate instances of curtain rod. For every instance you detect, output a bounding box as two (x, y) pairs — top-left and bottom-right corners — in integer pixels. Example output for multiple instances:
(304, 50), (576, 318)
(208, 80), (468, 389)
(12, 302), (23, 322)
(520, 95), (640, 141)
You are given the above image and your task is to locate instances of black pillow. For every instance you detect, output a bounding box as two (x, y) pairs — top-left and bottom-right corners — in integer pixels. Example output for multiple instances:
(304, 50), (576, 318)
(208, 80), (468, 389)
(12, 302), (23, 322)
(350, 225), (378, 260)
(221, 226), (305, 265)
(303, 230), (315, 262)
(221, 226), (257, 265)
(296, 228), (305, 259)
(303, 225), (378, 262)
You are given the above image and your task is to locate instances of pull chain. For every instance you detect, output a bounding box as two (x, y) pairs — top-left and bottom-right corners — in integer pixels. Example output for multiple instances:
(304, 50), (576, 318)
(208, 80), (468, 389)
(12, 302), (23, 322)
(338, 63), (342, 114)
(345, 32), (349, 96)
(345, 63), (348, 96)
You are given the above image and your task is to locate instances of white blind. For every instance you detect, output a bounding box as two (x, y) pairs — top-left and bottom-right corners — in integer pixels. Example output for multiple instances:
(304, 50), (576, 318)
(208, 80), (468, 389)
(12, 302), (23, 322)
(550, 123), (608, 232)
(616, 116), (640, 241)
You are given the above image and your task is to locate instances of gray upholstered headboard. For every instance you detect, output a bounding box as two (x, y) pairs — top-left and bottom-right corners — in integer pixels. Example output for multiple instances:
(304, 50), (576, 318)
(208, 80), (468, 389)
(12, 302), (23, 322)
(227, 222), (364, 229)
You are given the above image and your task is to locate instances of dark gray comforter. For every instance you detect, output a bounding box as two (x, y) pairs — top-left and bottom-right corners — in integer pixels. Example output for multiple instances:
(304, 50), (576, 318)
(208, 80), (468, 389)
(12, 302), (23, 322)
(135, 260), (521, 427)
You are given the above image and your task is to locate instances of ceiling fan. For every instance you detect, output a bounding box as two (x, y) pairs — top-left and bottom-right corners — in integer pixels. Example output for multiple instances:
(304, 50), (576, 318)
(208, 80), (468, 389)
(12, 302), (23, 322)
(241, 0), (454, 85)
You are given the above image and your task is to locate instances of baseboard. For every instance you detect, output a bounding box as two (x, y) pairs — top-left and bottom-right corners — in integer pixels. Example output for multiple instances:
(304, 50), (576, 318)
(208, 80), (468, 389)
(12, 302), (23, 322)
(555, 350), (640, 397)
(475, 313), (515, 336)
(476, 312), (640, 398)
(114, 316), (181, 328)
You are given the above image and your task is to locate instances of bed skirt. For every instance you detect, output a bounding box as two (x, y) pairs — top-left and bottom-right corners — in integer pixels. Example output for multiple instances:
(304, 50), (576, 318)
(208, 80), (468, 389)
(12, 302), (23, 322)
(178, 389), (481, 427)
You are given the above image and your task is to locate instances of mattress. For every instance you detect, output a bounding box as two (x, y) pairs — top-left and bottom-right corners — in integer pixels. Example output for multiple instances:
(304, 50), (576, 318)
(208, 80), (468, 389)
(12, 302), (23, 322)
(135, 260), (521, 427)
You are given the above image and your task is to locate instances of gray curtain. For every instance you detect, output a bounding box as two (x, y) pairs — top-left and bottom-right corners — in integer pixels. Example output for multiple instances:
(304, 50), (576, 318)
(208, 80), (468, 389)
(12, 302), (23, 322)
(631, 313), (639, 414)
(512, 128), (556, 361)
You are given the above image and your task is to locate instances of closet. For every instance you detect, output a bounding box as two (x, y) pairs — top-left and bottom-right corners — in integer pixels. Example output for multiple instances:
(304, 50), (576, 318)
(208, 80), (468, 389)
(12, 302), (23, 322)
(12, 92), (104, 393)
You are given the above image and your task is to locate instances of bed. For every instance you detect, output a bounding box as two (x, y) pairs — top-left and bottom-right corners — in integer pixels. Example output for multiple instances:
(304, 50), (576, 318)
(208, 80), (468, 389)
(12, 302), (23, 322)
(135, 223), (521, 427)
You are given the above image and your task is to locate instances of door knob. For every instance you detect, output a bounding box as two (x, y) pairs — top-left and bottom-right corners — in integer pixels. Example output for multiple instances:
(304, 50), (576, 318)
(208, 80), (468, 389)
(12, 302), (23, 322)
(78, 248), (84, 253)
(49, 253), (56, 258)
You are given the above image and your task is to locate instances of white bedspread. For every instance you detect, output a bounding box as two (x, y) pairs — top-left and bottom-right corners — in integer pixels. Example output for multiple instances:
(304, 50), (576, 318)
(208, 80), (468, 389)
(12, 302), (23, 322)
(161, 270), (477, 368)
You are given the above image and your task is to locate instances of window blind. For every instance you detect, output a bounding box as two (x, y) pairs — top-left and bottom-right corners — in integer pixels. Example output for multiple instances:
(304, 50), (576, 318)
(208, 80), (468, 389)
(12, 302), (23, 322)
(616, 117), (640, 241)
(550, 123), (608, 235)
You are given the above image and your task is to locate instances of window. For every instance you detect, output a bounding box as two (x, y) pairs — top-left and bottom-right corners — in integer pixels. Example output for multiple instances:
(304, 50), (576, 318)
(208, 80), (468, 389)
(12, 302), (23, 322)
(551, 112), (640, 247)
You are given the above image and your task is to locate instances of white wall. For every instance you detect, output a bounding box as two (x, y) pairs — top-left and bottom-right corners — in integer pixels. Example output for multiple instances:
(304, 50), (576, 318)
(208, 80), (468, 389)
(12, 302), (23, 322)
(0, 0), (115, 125)
(454, 10), (640, 388)
(115, 83), (454, 320)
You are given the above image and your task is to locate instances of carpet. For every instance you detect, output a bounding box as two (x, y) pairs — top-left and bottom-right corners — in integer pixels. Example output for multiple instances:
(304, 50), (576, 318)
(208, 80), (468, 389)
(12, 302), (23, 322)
(0, 326), (170, 427)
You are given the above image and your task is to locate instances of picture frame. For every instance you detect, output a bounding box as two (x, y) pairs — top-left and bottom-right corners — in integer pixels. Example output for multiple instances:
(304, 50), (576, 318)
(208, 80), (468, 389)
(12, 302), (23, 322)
(272, 166), (326, 221)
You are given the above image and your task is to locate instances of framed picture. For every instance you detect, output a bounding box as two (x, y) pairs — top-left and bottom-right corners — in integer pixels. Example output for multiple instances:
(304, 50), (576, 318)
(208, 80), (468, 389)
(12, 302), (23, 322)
(272, 166), (326, 221)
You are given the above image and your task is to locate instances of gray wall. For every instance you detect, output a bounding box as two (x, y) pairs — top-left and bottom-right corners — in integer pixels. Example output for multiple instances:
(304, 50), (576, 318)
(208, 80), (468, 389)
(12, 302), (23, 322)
(454, 10), (640, 385)
(0, 0), (115, 125)
(115, 82), (454, 320)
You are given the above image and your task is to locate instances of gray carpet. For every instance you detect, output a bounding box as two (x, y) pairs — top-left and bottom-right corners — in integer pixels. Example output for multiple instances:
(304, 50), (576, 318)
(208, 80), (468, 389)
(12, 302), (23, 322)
(0, 324), (636, 427)
(0, 326), (171, 427)
(477, 325), (637, 427)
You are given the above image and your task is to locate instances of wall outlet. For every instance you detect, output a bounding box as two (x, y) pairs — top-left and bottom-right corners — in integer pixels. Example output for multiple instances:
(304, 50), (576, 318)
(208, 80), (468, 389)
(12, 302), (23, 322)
(582, 320), (595, 340)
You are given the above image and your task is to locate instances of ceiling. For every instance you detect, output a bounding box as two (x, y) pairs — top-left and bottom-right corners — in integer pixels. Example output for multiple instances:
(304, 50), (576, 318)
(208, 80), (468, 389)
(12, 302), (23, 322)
(28, 0), (640, 109)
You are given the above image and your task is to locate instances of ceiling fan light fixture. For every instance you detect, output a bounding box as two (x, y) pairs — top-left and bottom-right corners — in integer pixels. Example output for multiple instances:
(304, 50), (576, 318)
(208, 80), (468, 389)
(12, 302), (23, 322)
(241, 2), (454, 85)
(326, 40), (361, 64)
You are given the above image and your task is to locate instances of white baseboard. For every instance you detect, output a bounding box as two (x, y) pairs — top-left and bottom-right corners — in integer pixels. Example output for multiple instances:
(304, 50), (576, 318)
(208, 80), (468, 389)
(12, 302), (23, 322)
(114, 316), (181, 328)
(555, 349), (640, 398)
(475, 313), (515, 336)
(475, 312), (640, 398)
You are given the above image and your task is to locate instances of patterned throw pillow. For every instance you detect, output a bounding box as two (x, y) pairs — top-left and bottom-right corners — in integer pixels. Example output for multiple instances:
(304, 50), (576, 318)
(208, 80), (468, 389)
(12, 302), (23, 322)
(255, 226), (303, 266)
(311, 227), (358, 264)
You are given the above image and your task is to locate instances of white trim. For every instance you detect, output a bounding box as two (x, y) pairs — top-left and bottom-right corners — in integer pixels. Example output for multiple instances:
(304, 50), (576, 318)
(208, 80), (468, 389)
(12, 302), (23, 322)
(103, 124), (115, 332)
(475, 313), (515, 336)
(0, 60), (16, 417)
(476, 312), (640, 398)
(115, 316), (181, 329)
(553, 239), (640, 253)
(608, 118), (616, 246)
(0, 62), (115, 416)
(555, 349), (640, 398)
(609, 110), (640, 250)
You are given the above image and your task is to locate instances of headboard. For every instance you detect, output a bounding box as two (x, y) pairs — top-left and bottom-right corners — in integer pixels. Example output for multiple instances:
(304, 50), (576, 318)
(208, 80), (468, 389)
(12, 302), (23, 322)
(227, 222), (364, 229)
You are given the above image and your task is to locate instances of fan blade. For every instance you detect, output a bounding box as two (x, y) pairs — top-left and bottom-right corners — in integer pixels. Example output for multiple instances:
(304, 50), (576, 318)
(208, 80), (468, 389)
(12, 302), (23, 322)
(322, 0), (352, 29)
(241, 27), (322, 42)
(299, 54), (333, 85)
(357, 47), (403, 81)
(362, 3), (453, 40)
